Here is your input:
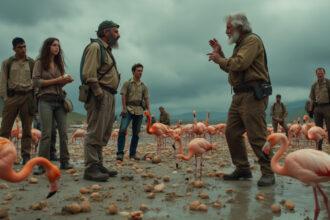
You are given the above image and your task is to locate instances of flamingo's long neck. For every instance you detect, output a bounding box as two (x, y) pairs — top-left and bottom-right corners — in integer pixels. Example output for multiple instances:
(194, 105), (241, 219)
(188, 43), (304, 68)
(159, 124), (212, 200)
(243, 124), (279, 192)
(177, 150), (194, 161)
(271, 137), (289, 176)
(205, 113), (209, 126)
(4, 157), (54, 183)
(145, 113), (153, 134)
(176, 139), (184, 154)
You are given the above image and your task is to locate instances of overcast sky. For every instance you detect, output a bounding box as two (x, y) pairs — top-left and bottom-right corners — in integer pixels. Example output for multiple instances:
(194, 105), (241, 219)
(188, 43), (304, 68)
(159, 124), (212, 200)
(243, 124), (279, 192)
(1, 0), (329, 116)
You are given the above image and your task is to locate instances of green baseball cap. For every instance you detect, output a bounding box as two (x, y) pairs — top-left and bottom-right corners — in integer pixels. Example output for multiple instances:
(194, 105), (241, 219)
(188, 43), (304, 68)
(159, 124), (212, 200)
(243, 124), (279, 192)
(98, 20), (119, 32)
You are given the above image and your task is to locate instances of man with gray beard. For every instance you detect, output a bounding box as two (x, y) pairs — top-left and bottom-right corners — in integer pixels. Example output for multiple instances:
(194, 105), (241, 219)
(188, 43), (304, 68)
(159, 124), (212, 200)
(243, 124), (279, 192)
(81, 20), (120, 181)
(208, 13), (274, 186)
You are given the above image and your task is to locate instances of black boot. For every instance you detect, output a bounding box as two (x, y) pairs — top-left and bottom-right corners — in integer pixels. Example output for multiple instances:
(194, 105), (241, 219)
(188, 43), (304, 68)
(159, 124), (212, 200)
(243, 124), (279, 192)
(257, 174), (275, 187)
(116, 154), (124, 161)
(83, 163), (109, 182)
(60, 162), (74, 170)
(97, 164), (118, 177)
(223, 169), (252, 180)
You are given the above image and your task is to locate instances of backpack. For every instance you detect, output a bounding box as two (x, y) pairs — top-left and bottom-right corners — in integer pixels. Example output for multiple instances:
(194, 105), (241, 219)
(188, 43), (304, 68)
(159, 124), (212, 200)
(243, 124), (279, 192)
(79, 38), (114, 84)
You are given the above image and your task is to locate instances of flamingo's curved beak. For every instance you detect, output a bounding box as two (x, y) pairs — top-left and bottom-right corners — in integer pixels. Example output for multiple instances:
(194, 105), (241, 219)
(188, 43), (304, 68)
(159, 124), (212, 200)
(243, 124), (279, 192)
(46, 191), (57, 199)
(262, 141), (271, 155)
(47, 181), (59, 199)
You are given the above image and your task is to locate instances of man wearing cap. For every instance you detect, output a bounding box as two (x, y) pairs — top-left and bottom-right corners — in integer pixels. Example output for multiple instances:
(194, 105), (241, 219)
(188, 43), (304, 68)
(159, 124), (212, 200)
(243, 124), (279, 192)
(116, 63), (150, 161)
(270, 94), (288, 136)
(159, 106), (170, 125)
(207, 13), (275, 186)
(81, 21), (120, 181)
(308, 67), (330, 150)
(0, 37), (35, 165)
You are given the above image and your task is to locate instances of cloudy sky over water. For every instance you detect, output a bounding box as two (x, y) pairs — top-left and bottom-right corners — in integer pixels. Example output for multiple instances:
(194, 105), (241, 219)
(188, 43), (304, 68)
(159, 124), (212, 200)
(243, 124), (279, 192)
(0, 0), (329, 116)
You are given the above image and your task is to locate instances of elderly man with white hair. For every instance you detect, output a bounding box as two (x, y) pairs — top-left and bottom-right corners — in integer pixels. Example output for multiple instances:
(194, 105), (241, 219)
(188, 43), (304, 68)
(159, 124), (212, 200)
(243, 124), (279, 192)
(208, 13), (274, 186)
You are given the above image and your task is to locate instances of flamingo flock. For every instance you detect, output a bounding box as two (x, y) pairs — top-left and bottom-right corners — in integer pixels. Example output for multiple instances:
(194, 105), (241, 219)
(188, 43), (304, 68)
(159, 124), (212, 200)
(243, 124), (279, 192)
(1, 109), (330, 220)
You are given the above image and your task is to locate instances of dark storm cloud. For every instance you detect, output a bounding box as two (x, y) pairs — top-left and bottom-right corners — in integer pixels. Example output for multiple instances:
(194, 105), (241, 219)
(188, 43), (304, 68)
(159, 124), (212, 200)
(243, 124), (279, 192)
(0, 0), (78, 25)
(0, 0), (329, 115)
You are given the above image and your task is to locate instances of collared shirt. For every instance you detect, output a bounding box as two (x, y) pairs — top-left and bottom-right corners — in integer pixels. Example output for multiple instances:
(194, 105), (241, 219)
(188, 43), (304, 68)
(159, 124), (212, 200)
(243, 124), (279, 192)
(120, 78), (149, 115)
(0, 56), (34, 99)
(217, 33), (269, 87)
(32, 60), (64, 98)
(315, 79), (329, 104)
(82, 38), (120, 96)
(271, 102), (288, 119)
(159, 111), (170, 125)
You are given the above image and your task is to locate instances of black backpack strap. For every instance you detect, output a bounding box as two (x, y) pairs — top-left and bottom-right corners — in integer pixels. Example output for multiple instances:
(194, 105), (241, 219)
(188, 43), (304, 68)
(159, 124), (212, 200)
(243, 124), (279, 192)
(80, 39), (115, 85)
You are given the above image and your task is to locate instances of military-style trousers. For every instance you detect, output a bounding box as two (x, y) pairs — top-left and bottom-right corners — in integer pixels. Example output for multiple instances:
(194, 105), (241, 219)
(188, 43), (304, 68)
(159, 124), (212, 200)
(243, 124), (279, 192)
(38, 99), (69, 163)
(84, 90), (115, 167)
(0, 93), (33, 158)
(313, 104), (330, 150)
(225, 92), (273, 175)
(272, 119), (289, 136)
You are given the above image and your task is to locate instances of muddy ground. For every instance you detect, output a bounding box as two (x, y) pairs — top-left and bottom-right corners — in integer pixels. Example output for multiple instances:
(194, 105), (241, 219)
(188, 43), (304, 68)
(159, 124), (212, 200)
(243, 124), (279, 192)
(0, 130), (329, 220)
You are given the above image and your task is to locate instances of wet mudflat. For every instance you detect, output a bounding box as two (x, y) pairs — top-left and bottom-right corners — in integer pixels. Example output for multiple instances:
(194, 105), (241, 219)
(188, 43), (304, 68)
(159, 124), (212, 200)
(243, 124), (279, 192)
(0, 132), (329, 220)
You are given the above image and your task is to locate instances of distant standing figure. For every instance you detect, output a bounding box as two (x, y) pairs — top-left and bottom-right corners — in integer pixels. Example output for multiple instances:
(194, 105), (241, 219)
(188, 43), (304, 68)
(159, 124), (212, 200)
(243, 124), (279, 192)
(270, 94), (288, 136)
(159, 106), (170, 125)
(308, 67), (330, 150)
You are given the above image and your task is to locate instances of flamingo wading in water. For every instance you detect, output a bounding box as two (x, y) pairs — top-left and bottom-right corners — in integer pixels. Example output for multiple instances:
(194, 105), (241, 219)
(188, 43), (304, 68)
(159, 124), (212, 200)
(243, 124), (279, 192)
(0, 137), (61, 198)
(263, 133), (330, 220)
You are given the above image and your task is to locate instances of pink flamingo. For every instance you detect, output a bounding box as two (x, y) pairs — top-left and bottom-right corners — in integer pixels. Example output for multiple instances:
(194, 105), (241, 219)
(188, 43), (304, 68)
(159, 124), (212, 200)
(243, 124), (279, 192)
(31, 128), (42, 153)
(71, 128), (86, 145)
(308, 126), (328, 150)
(110, 129), (119, 142)
(192, 111), (206, 138)
(144, 111), (181, 155)
(176, 138), (216, 179)
(263, 133), (330, 220)
(0, 137), (61, 198)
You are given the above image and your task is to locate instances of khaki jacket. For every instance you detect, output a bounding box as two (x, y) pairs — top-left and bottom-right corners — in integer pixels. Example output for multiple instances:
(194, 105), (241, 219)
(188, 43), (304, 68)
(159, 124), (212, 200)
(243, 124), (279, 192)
(218, 33), (269, 87)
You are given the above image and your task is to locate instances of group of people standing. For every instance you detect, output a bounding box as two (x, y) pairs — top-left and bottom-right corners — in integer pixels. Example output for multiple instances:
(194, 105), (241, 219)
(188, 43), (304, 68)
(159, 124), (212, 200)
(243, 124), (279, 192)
(0, 37), (74, 175)
(1, 13), (329, 186)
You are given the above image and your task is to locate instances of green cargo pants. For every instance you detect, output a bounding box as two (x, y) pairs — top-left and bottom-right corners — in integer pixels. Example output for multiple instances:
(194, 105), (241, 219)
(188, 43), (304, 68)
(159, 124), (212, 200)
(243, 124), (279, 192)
(225, 92), (273, 175)
(84, 90), (116, 167)
(0, 93), (33, 158)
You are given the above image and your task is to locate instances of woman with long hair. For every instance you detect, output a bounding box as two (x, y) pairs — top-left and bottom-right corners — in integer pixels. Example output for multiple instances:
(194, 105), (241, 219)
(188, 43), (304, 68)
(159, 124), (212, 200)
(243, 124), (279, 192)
(32, 37), (74, 174)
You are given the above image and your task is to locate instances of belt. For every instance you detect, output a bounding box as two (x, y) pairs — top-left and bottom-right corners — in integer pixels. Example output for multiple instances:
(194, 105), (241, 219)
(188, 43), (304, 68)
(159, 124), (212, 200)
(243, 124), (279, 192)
(8, 90), (33, 96)
(100, 85), (117, 95)
(126, 100), (142, 106)
(315, 103), (330, 107)
(233, 85), (253, 94)
(39, 94), (64, 102)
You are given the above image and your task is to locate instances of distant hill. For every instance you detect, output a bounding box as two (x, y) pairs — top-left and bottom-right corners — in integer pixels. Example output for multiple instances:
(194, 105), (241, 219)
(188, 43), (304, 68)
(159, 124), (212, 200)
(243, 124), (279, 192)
(0, 99), (308, 125)
(169, 100), (307, 124)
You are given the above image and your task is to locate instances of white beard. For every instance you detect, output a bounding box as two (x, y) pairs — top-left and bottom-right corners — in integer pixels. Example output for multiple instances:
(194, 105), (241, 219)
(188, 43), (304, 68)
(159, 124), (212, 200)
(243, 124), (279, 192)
(228, 31), (240, 45)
